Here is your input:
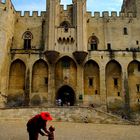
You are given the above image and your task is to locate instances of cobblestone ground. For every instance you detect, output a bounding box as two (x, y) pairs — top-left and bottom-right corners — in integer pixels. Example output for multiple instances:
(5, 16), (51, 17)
(0, 119), (140, 140)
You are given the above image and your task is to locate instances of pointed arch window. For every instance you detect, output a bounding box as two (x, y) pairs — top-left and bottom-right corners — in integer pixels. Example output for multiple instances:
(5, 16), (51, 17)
(22, 31), (33, 49)
(60, 21), (70, 32)
(88, 36), (99, 51)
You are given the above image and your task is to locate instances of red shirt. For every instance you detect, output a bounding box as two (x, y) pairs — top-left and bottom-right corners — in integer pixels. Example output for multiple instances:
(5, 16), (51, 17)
(27, 114), (49, 136)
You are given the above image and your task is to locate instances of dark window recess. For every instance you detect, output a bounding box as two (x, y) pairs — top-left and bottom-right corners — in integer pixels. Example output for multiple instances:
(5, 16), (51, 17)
(138, 63), (140, 71)
(136, 84), (140, 92)
(60, 21), (70, 32)
(64, 26), (68, 32)
(24, 39), (31, 49)
(118, 92), (120, 96)
(44, 77), (48, 84)
(95, 90), (98, 95)
(138, 99), (140, 102)
(91, 43), (97, 50)
(62, 61), (70, 69)
(114, 78), (118, 86)
(107, 43), (111, 50)
(123, 27), (128, 35)
(23, 31), (33, 49)
(136, 40), (139, 45)
(89, 78), (93, 87)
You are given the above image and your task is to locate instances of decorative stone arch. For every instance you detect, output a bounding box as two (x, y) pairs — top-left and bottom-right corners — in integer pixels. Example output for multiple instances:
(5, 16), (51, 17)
(22, 31), (33, 50)
(88, 35), (99, 51)
(31, 59), (49, 106)
(32, 59), (48, 93)
(127, 60), (140, 108)
(105, 60), (122, 101)
(8, 59), (26, 107)
(60, 21), (71, 27)
(56, 85), (76, 106)
(55, 56), (77, 99)
(60, 21), (71, 32)
(84, 60), (100, 101)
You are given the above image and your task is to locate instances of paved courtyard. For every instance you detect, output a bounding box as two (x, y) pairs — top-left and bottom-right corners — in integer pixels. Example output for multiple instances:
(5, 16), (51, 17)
(0, 119), (140, 140)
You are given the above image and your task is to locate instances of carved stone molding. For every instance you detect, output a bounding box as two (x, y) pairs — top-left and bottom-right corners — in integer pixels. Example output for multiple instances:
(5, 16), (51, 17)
(44, 50), (60, 64)
(73, 51), (88, 64)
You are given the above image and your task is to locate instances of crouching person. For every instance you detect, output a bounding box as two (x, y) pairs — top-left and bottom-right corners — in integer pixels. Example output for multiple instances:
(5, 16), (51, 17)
(27, 112), (53, 140)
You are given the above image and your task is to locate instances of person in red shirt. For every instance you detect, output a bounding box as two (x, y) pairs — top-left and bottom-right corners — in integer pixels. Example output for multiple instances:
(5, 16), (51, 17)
(27, 112), (53, 140)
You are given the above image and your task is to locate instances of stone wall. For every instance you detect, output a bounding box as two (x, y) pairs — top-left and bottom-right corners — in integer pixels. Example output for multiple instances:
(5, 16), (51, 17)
(0, 107), (135, 124)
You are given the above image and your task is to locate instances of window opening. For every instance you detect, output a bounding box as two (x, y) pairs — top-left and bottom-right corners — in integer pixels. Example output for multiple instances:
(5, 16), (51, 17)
(107, 43), (111, 50)
(136, 84), (140, 92)
(44, 77), (48, 84)
(118, 92), (120, 96)
(138, 63), (140, 71)
(95, 90), (98, 95)
(123, 27), (128, 35)
(89, 77), (93, 87)
(23, 31), (33, 50)
(60, 21), (70, 32)
(114, 78), (118, 86)
(89, 36), (98, 51)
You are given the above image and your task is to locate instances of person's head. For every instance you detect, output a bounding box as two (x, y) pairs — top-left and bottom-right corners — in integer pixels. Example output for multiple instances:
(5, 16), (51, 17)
(40, 112), (53, 121)
(49, 125), (55, 132)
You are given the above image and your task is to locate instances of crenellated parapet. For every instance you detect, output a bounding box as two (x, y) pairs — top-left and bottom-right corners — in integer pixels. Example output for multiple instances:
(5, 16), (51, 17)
(60, 4), (73, 11)
(16, 11), (46, 18)
(86, 11), (135, 22)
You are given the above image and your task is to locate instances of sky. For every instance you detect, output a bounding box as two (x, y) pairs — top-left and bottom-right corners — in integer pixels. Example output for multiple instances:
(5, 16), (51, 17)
(10, 0), (123, 14)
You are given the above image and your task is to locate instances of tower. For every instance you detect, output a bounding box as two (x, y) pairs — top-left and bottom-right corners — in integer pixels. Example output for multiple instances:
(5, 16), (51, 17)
(73, 0), (87, 51)
(45, 0), (60, 50)
(0, 0), (15, 107)
(121, 0), (140, 18)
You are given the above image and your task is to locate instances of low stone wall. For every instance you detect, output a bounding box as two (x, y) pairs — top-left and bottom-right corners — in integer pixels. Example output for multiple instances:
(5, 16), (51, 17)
(0, 107), (136, 125)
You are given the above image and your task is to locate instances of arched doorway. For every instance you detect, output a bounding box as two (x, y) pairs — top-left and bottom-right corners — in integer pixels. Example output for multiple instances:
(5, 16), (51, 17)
(56, 85), (75, 106)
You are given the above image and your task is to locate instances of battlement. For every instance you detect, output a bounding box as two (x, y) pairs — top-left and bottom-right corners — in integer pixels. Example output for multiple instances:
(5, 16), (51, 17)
(16, 11), (46, 18)
(60, 4), (73, 11)
(86, 11), (135, 19)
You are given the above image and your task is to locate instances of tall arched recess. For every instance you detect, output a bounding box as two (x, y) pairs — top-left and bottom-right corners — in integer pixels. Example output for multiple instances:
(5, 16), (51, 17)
(55, 56), (77, 105)
(8, 59), (26, 107)
(31, 59), (48, 106)
(128, 60), (140, 109)
(84, 60), (100, 105)
(105, 60), (122, 110)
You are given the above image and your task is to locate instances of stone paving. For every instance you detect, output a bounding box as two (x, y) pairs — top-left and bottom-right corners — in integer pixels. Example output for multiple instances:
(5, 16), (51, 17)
(0, 119), (140, 140)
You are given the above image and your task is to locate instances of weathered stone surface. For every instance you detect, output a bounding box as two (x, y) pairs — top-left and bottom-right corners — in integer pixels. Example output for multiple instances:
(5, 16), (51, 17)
(0, 107), (138, 125)
(0, 0), (140, 112)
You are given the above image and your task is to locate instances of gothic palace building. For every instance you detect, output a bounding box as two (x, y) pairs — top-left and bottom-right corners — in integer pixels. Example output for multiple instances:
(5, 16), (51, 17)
(0, 0), (140, 111)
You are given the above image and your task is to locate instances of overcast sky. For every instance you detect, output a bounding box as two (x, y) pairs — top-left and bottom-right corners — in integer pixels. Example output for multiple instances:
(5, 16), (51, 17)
(11, 0), (123, 13)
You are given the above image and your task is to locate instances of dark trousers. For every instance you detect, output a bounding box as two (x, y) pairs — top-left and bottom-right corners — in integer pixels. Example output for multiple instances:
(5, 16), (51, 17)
(28, 131), (39, 140)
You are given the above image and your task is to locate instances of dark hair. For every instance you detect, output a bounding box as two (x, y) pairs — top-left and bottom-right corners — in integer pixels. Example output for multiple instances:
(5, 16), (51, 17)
(49, 126), (55, 131)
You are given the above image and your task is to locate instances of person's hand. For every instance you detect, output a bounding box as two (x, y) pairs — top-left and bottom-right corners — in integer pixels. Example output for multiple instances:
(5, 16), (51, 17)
(44, 134), (48, 137)
(42, 133), (48, 137)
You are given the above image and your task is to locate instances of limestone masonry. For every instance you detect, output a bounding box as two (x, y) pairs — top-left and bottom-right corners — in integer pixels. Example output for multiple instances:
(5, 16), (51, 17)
(0, 0), (140, 112)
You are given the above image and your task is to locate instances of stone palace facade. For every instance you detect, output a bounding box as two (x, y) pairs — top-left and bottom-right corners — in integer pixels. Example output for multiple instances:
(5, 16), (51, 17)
(0, 0), (140, 111)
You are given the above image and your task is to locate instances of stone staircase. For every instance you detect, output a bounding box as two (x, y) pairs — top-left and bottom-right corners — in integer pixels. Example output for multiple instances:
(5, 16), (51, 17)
(0, 106), (139, 125)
